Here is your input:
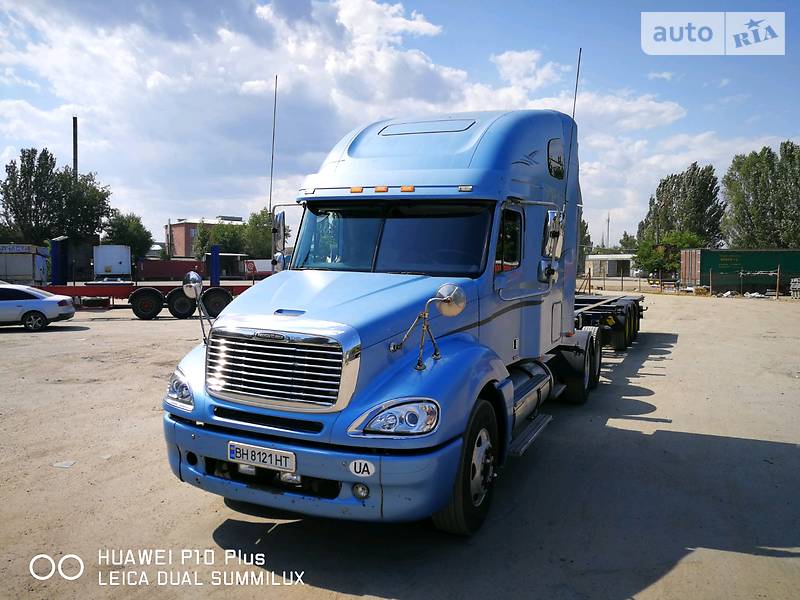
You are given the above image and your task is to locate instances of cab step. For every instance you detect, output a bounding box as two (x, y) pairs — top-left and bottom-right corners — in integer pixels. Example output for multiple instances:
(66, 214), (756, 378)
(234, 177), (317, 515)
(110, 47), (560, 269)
(508, 413), (552, 457)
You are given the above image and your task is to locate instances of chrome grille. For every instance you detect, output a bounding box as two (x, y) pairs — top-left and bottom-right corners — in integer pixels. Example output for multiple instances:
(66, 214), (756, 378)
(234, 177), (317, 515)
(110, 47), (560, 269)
(206, 329), (343, 407)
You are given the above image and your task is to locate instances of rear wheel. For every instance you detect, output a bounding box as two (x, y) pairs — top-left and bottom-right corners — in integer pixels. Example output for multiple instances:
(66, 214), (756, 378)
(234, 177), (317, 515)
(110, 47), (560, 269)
(22, 311), (48, 332)
(167, 290), (196, 319)
(433, 399), (498, 535)
(563, 342), (594, 404)
(610, 316), (627, 351)
(130, 290), (164, 320)
(582, 326), (603, 389)
(201, 288), (233, 318)
(625, 307), (634, 347)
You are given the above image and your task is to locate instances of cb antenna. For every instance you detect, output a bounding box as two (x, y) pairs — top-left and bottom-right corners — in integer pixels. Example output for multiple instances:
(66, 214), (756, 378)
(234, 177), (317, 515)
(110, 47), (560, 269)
(268, 74), (278, 213)
(563, 48), (582, 206)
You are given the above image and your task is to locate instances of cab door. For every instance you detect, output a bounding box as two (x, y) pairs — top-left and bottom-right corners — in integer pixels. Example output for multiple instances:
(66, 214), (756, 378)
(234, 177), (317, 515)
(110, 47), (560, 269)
(479, 207), (525, 364)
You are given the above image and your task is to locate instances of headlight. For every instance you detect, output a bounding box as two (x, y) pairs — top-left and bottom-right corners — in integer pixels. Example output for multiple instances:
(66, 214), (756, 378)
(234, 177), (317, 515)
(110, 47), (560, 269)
(361, 400), (439, 435)
(164, 369), (193, 410)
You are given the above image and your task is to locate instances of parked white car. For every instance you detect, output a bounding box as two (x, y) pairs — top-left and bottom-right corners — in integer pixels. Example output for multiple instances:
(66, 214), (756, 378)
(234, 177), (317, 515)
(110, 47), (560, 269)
(0, 284), (75, 331)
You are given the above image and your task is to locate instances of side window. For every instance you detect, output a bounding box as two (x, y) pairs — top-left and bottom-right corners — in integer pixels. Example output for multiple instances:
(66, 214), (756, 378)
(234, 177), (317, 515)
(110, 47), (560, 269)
(494, 209), (522, 273)
(0, 289), (35, 301)
(547, 138), (564, 179)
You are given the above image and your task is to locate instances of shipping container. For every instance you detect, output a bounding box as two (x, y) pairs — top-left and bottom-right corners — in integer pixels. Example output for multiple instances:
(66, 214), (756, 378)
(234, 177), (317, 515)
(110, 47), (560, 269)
(136, 258), (207, 280)
(0, 244), (49, 285)
(93, 245), (132, 278)
(681, 249), (800, 293)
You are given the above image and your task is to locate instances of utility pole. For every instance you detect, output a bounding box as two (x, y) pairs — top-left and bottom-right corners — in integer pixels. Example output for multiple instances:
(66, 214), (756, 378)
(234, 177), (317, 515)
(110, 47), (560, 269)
(606, 212), (610, 249)
(72, 115), (78, 181)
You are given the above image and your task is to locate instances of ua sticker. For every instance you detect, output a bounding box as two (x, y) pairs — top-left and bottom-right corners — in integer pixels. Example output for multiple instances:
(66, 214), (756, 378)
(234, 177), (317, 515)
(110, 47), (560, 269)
(349, 459), (375, 477)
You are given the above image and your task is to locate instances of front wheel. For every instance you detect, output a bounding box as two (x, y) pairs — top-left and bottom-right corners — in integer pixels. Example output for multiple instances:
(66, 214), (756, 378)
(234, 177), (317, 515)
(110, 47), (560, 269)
(432, 399), (498, 535)
(22, 311), (48, 332)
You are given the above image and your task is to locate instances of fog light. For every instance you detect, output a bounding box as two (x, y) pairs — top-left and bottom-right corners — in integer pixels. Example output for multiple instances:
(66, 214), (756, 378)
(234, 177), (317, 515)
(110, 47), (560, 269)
(279, 472), (302, 485)
(352, 483), (370, 499)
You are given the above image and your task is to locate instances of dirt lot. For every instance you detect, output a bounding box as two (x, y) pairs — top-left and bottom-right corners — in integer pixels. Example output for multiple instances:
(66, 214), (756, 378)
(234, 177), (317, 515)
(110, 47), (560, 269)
(1, 295), (798, 599)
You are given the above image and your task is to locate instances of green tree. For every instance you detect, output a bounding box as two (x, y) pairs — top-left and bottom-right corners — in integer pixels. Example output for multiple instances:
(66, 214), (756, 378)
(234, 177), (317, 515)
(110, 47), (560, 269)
(244, 208), (274, 258)
(722, 141), (800, 248)
(52, 168), (112, 240)
(192, 221), (211, 260)
(619, 231), (637, 251)
(578, 215), (592, 273)
(637, 162), (724, 247)
(0, 148), (58, 244)
(635, 231), (704, 276)
(210, 223), (246, 254)
(103, 210), (154, 259)
(0, 221), (23, 243)
(244, 207), (293, 258)
(0, 148), (111, 244)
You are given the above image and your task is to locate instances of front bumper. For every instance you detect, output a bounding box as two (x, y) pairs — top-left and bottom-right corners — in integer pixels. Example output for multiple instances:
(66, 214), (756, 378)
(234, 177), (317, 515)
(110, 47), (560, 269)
(163, 413), (462, 522)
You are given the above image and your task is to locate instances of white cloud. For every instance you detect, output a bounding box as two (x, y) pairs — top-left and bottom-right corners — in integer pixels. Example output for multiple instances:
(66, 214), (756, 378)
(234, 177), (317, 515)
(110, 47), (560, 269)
(491, 49), (568, 91)
(647, 71), (674, 81)
(240, 79), (274, 95)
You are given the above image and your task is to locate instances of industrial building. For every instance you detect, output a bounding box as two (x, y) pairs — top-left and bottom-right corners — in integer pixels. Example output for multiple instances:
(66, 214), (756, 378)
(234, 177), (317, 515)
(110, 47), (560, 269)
(164, 216), (244, 258)
(584, 253), (636, 277)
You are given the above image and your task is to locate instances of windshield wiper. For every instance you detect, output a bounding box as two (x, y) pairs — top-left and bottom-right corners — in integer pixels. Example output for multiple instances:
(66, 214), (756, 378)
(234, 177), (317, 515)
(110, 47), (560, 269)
(385, 271), (430, 276)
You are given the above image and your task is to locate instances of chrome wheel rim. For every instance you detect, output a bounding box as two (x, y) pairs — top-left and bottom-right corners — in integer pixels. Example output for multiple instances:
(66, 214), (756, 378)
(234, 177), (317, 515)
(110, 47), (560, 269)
(469, 428), (494, 507)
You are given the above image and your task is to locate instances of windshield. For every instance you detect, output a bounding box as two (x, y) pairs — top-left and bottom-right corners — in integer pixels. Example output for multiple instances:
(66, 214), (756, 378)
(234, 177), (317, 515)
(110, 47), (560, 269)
(293, 201), (493, 277)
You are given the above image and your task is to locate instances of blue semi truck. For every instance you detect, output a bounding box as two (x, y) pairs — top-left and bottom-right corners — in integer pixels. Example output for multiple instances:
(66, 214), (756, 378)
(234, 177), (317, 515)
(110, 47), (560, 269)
(162, 110), (644, 534)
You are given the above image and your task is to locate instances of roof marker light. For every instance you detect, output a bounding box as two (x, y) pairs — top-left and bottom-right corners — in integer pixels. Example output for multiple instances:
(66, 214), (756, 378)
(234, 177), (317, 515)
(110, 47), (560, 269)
(400, 185), (415, 192)
(458, 185), (473, 192)
(350, 186), (363, 193)
(375, 186), (388, 193)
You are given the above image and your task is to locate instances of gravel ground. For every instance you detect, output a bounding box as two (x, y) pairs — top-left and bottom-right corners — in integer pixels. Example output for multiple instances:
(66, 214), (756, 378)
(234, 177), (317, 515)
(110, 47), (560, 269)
(0, 294), (798, 600)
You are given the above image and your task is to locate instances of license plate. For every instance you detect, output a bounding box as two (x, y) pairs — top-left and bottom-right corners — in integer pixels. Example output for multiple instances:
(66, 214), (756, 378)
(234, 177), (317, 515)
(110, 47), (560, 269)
(227, 442), (296, 473)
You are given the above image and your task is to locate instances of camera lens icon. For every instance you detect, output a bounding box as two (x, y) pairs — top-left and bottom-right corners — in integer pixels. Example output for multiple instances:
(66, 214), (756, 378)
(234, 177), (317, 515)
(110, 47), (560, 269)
(29, 554), (84, 581)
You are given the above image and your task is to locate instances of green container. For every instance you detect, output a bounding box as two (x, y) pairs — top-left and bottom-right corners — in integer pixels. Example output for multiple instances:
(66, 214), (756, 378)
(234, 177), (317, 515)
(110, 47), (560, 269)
(681, 249), (800, 293)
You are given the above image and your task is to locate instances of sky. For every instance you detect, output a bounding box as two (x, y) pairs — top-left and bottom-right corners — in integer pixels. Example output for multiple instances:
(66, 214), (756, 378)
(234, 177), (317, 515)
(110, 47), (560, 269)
(0, 0), (798, 246)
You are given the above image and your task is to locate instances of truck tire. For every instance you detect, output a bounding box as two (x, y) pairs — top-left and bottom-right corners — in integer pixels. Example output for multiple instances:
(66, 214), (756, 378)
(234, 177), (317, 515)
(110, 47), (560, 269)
(22, 310), (48, 332)
(130, 289), (164, 320)
(631, 305), (640, 341)
(167, 289), (196, 319)
(200, 287), (233, 319)
(610, 316), (627, 351)
(432, 399), (498, 536)
(582, 325), (602, 389)
(562, 342), (594, 404)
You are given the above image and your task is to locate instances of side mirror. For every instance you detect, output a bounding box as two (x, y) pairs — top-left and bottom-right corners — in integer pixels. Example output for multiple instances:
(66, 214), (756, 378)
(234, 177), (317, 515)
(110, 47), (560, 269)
(272, 251), (287, 272)
(182, 271), (203, 299)
(273, 211), (287, 253)
(544, 210), (564, 259)
(435, 283), (467, 317)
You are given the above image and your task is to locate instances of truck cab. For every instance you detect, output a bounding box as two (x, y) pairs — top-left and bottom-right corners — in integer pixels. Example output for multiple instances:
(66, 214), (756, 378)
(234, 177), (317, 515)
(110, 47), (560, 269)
(163, 110), (601, 534)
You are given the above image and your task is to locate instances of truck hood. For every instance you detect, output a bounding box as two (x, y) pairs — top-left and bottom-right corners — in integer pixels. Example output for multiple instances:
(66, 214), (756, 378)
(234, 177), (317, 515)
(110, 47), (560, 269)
(213, 270), (478, 348)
